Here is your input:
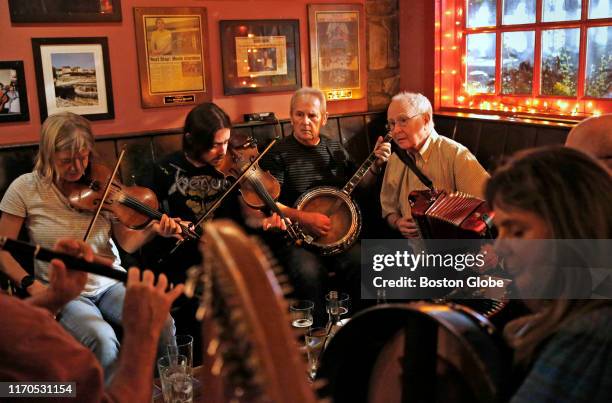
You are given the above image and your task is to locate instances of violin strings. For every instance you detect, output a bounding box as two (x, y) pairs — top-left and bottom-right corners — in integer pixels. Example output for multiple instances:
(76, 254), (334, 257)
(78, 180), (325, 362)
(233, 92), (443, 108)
(106, 187), (164, 220)
(100, 185), (196, 238)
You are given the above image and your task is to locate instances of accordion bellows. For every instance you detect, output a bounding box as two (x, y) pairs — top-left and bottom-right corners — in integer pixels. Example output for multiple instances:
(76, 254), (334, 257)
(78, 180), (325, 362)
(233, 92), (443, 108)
(409, 190), (495, 239)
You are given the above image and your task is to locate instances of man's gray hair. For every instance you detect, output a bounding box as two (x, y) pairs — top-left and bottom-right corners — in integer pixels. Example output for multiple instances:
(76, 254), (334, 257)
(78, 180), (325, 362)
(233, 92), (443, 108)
(391, 92), (433, 124)
(290, 87), (327, 115)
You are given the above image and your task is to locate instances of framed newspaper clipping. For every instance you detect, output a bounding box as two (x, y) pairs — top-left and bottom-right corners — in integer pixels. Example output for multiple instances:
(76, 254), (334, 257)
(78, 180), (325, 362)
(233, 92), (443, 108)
(220, 20), (301, 95)
(308, 4), (365, 101)
(134, 7), (212, 108)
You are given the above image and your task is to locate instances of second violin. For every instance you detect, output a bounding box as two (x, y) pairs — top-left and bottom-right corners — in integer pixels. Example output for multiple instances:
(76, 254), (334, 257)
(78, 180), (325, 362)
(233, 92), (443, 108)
(217, 134), (313, 246)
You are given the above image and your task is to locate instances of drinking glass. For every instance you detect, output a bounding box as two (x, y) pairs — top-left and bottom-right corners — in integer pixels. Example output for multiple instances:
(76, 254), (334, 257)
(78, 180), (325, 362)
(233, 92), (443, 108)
(168, 335), (194, 375)
(325, 291), (350, 327)
(158, 354), (190, 403)
(169, 374), (193, 403)
(305, 327), (327, 381)
(289, 300), (314, 330)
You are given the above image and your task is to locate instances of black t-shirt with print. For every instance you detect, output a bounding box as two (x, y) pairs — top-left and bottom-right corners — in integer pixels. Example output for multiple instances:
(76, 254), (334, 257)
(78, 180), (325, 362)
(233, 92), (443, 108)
(142, 151), (242, 281)
(151, 151), (241, 223)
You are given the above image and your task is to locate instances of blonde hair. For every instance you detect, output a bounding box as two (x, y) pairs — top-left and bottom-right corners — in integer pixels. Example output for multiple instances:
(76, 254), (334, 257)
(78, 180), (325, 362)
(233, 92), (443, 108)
(391, 91), (434, 129)
(34, 112), (94, 183)
(290, 87), (327, 116)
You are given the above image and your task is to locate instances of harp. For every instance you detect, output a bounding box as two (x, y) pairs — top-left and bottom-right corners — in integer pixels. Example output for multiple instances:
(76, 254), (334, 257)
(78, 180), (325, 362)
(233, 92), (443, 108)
(185, 220), (320, 403)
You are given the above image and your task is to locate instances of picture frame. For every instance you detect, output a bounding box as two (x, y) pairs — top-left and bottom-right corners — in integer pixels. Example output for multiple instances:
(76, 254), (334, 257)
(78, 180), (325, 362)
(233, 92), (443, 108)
(308, 4), (365, 101)
(134, 7), (212, 108)
(219, 19), (301, 95)
(0, 61), (30, 123)
(32, 37), (115, 121)
(9, 0), (122, 23)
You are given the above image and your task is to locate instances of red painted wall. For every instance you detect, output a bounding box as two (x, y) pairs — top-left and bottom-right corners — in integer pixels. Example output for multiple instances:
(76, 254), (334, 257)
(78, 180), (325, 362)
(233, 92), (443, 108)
(398, 0), (435, 103)
(0, 0), (366, 146)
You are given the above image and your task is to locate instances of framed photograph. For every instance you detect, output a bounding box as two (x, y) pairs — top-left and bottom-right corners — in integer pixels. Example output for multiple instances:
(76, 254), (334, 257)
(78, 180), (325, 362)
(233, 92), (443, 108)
(308, 4), (365, 101)
(220, 20), (301, 95)
(32, 37), (114, 121)
(9, 0), (122, 23)
(134, 7), (212, 108)
(0, 61), (29, 123)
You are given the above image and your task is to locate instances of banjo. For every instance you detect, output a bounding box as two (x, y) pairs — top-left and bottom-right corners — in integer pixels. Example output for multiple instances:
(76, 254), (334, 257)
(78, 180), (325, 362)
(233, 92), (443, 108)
(294, 133), (393, 256)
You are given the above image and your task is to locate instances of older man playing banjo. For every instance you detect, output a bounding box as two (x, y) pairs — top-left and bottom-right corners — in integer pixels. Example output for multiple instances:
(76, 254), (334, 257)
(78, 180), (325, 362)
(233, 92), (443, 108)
(260, 87), (391, 323)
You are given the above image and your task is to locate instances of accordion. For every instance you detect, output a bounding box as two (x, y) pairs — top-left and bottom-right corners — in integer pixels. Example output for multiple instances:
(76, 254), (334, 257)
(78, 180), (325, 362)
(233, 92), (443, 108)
(409, 190), (495, 239)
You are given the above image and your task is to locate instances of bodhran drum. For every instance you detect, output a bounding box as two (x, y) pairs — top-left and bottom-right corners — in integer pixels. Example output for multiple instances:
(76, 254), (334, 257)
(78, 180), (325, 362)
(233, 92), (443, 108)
(316, 303), (511, 403)
(294, 187), (361, 256)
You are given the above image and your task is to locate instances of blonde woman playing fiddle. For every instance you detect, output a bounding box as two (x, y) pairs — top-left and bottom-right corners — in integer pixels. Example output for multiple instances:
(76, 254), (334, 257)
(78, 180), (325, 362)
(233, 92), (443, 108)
(0, 112), (183, 382)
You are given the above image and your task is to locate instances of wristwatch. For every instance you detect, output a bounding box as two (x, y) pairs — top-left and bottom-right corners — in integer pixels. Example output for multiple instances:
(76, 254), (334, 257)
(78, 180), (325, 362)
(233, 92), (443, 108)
(20, 274), (35, 292)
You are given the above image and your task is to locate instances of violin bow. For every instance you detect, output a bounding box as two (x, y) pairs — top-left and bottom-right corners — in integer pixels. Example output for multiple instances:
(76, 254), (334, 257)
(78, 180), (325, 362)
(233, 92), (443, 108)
(83, 146), (127, 242)
(164, 135), (281, 257)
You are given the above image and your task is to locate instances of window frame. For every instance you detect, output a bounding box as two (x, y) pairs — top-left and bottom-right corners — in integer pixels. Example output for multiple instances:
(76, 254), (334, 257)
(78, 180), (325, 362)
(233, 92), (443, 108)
(435, 0), (612, 120)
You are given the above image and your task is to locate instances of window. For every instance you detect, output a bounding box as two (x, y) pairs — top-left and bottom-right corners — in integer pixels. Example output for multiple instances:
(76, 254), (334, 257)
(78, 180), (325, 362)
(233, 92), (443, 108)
(436, 0), (611, 118)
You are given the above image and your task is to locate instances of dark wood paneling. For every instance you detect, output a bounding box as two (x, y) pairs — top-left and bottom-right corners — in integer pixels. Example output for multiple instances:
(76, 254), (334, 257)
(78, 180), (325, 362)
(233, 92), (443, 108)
(0, 147), (37, 197)
(252, 124), (282, 149)
(116, 137), (155, 186)
(152, 133), (182, 162)
(0, 112), (575, 212)
(477, 122), (508, 171)
(365, 113), (388, 152)
(95, 139), (118, 170)
(321, 117), (341, 143)
(281, 121), (293, 137)
(504, 125), (537, 157)
(454, 119), (482, 154)
(433, 116), (457, 139)
(339, 115), (368, 163)
(535, 127), (569, 147)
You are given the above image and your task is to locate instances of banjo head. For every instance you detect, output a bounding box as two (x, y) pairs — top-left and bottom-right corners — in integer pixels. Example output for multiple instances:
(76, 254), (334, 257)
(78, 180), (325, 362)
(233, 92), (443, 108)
(295, 186), (361, 255)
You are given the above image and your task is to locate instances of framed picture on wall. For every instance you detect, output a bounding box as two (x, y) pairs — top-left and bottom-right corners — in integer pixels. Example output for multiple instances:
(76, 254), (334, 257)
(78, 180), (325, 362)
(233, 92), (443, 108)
(220, 19), (301, 95)
(0, 61), (29, 123)
(308, 4), (365, 101)
(134, 7), (212, 108)
(9, 0), (122, 23)
(32, 37), (115, 121)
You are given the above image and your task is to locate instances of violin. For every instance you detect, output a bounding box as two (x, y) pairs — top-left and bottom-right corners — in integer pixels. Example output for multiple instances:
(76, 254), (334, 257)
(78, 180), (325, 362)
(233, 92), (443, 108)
(217, 135), (313, 245)
(62, 163), (199, 240)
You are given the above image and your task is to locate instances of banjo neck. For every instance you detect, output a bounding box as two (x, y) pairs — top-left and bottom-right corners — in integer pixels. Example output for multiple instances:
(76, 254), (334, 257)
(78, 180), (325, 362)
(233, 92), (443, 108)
(341, 132), (393, 195)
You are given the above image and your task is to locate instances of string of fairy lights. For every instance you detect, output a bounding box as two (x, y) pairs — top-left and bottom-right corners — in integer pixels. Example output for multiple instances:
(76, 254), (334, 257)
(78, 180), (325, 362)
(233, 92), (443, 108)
(435, 1), (610, 120)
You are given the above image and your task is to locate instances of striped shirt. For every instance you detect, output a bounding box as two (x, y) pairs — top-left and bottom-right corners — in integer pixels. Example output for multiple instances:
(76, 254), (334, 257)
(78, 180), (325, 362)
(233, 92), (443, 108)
(380, 129), (489, 219)
(260, 134), (356, 206)
(0, 172), (122, 296)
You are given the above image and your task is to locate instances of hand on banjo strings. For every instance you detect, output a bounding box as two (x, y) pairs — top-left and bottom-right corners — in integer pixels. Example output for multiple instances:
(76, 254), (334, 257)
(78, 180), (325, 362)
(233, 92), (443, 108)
(262, 213), (289, 232)
(299, 211), (332, 238)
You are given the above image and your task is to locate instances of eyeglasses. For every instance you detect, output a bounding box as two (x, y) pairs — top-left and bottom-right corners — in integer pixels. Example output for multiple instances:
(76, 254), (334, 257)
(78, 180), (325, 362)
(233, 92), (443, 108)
(385, 112), (422, 131)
